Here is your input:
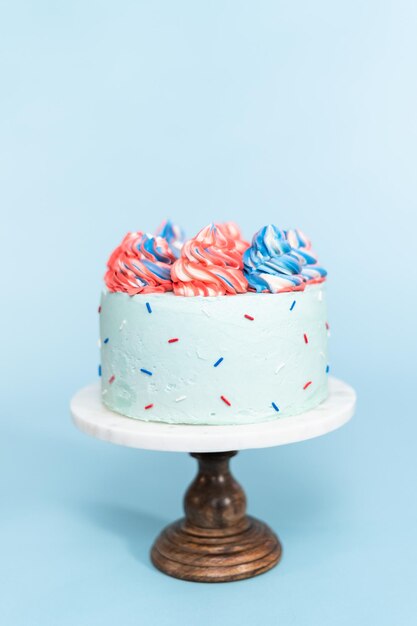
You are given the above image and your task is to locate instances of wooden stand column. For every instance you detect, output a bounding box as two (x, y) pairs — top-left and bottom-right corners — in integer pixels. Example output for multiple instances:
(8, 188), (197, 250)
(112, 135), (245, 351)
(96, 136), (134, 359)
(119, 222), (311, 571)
(151, 451), (282, 582)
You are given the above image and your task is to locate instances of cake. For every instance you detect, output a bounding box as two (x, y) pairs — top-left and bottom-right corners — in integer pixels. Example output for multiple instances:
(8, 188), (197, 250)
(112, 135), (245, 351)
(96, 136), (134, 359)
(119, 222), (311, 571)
(99, 221), (329, 425)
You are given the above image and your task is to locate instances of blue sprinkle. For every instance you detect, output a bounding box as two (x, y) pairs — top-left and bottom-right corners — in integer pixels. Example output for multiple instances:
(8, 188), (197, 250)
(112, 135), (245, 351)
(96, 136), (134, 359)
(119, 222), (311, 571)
(272, 402), (280, 412)
(140, 368), (153, 376)
(326, 364), (330, 373)
(213, 357), (224, 367)
(290, 300), (296, 311)
(98, 365), (102, 377)
(146, 302), (152, 313)
(103, 338), (109, 344)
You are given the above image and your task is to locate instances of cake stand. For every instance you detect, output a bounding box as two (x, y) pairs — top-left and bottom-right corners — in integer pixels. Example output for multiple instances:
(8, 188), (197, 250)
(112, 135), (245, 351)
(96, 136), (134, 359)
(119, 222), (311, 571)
(70, 376), (355, 583)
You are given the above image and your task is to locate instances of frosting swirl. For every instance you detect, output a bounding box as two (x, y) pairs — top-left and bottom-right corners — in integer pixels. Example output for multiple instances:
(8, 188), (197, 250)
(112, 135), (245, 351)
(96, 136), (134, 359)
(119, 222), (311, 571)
(171, 223), (248, 296)
(105, 232), (175, 295)
(243, 225), (305, 293)
(221, 222), (250, 255)
(155, 219), (185, 258)
(284, 228), (327, 283)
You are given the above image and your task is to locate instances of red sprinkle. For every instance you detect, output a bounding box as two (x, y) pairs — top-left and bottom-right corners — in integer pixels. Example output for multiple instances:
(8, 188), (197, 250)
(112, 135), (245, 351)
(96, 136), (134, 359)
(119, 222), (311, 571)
(303, 381), (312, 390)
(144, 404), (153, 410)
(304, 333), (308, 344)
(108, 375), (115, 384)
(98, 305), (102, 313)
(220, 395), (231, 406)
(168, 338), (179, 343)
(325, 322), (330, 330)
(244, 314), (254, 321)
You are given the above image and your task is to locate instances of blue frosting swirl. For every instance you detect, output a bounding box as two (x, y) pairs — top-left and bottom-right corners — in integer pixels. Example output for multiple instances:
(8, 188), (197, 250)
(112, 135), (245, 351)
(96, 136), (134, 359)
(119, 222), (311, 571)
(284, 229), (327, 281)
(243, 225), (305, 293)
(155, 220), (185, 258)
(243, 225), (327, 292)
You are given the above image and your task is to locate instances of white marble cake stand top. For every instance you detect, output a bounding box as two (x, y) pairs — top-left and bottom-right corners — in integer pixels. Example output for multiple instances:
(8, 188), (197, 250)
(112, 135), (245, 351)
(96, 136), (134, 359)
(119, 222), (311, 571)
(70, 377), (355, 453)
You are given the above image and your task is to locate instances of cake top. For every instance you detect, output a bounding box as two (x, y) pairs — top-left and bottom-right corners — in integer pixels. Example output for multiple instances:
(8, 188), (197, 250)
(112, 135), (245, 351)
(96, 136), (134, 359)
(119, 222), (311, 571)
(105, 221), (326, 296)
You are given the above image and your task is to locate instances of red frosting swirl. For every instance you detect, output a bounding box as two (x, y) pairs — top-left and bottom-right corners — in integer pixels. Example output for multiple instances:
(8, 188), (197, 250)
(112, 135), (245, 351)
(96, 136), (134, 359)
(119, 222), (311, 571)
(105, 232), (176, 295)
(222, 221), (250, 255)
(171, 224), (248, 296)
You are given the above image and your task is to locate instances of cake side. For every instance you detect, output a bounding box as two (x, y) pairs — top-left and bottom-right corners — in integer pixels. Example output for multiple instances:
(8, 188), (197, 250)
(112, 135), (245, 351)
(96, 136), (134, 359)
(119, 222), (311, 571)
(99, 284), (329, 425)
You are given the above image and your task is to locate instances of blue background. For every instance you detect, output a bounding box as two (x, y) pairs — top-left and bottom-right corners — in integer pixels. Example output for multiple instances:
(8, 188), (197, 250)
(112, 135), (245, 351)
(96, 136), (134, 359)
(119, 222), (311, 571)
(1, 1), (416, 624)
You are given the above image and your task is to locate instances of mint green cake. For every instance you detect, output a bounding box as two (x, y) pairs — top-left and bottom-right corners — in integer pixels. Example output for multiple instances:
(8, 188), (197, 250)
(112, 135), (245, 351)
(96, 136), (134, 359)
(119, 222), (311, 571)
(99, 222), (329, 425)
(100, 285), (328, 425)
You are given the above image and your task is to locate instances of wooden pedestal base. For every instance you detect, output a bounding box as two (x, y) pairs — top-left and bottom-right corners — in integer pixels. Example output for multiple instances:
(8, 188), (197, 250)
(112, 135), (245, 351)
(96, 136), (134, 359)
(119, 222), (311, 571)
(72, 379), (355, 581)
(151, 451), (282, 582)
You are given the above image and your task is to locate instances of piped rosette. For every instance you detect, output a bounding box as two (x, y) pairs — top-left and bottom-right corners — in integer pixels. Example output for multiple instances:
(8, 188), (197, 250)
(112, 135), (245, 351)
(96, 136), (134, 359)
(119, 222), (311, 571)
(171, 223), (248, 296)
(284, 229), (327, 284)
(221, 221), (250, 255)
(105, 231), (176, 295)
(243, 224), (306, 293)
(155, 219), (185, 258)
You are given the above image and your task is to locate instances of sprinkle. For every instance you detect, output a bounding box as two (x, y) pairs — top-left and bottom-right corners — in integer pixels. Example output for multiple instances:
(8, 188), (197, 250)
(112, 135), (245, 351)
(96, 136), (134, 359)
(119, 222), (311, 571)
(318, 291), (323, 302)
(108, 375), (115, 384)
(220, 395), (231, 406)
(140, 368), (153, 376)
(275, 363), (285, 374)
(213, 357), (224, 367)
(98, 305), (102, 314)
(290, 300), (296, 311)
(119, 320), (126, 331)
(175, 395), (187, 403)
(196, 349), (208, 360)
(320, 351), (326, 359)
(102, 389), (108, 396)
(202, 309), (211, 318)
(303, 381), (312, 390)
(168, 338), (179, 343)
(304, 333), (308, 344)
(146, 302), (152, 314)
(326, 364), (330, 373)
(272, 402), (279, 412)
(325, 322), (330, 330)
(98, 365), (102, 377)
(244, 314), (254, 321)
(144, 404), (153, 410)
(103, 338), (109, 344)
(97, 338), (101, 348)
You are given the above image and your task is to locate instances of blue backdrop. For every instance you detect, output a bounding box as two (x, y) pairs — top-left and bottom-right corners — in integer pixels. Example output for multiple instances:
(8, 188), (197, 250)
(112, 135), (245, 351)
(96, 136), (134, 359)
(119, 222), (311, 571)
(1, 1), (416, 624)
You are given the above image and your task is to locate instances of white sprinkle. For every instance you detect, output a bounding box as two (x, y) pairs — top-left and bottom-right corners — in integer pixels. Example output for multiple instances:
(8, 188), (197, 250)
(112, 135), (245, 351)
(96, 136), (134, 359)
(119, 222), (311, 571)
(202, 309), (211, 318)
(175, 396), (187, 402)
(275, 363), (285, 374)
(97, 338), (101, 348)
(119, 320), (127, 331)
(102, 389), (108, 396)
(320, 351), (326, 359)
(318, 291), (323, 302)
(327, 330), (331, 338)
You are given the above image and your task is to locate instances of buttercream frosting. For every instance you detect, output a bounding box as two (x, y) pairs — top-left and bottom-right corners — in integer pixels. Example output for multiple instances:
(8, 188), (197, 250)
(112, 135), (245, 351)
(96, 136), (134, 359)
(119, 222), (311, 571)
(243, 224), (305, 293)
(155, 219), (185, 258)
(222, 221), (250, 254)
(99, 284), (329, 425)
(171, 224), (248, 296)
(284, 228), (327, 283)
(243, 225), (327, 293)
(105, 232), (176, 295)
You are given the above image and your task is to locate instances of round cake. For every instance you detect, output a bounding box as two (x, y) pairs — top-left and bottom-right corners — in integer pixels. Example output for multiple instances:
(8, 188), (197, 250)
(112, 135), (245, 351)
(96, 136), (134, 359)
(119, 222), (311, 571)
(99, 221), (329, 425)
